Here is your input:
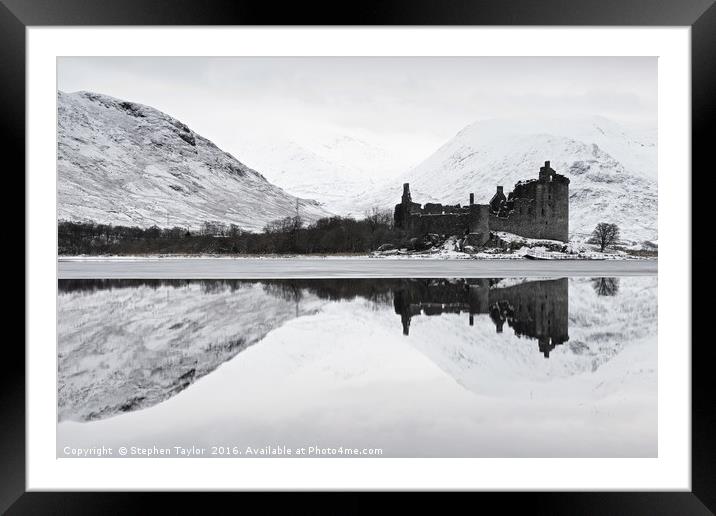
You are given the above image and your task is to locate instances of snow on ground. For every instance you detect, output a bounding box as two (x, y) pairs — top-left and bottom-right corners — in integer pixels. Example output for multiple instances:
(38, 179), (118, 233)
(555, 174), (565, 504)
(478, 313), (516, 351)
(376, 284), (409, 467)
(371, 232), (655, 260)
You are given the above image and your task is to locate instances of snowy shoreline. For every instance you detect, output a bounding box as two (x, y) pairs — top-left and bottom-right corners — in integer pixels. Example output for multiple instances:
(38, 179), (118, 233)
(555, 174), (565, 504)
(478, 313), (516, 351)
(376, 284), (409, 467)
(58, 253), (657, 262)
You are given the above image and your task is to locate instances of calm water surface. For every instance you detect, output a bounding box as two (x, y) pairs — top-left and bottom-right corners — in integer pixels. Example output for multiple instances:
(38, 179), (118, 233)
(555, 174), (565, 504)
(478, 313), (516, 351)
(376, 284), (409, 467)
(57, 277), (657, 457)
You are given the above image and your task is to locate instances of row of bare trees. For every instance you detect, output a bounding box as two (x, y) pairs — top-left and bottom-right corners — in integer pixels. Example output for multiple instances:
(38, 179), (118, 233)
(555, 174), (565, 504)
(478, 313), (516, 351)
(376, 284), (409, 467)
(58, 215), (624, 256)
(58, 208), (400, 255)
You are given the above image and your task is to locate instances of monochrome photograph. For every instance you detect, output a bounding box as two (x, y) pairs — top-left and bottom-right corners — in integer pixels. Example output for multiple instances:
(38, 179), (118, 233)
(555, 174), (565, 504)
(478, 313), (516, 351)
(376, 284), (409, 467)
(55, 56), (659, 459)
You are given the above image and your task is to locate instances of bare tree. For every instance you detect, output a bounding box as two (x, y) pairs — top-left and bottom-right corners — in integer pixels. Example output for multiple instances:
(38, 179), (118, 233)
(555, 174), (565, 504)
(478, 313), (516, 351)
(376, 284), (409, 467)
(589, 222), (620, 252)
(200, 220), (228, 236)
(228, 224), (242, 238)
(264, 215), (303, 235)
(365, 207), (392, 233)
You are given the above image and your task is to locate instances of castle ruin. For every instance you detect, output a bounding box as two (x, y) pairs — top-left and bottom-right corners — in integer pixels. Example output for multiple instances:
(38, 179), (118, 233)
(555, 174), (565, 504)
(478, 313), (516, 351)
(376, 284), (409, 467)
(394, 161), (570, 243)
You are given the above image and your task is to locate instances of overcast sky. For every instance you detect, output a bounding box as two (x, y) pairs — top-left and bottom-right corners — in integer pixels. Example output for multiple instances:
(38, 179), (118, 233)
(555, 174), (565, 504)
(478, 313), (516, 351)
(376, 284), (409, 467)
(58, 57), (657, 170)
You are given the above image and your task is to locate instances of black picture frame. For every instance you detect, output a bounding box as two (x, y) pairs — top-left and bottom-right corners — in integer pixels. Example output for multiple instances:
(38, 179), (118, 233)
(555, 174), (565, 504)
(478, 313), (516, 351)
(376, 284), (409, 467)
(5, 0), (711, 512)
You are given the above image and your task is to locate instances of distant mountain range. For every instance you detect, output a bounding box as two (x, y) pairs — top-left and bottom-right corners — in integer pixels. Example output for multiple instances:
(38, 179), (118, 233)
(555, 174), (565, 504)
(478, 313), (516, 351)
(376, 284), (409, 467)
(57, 91), (329, 231)
(357, 116), (657, 243)
(231, 133), (405, 216)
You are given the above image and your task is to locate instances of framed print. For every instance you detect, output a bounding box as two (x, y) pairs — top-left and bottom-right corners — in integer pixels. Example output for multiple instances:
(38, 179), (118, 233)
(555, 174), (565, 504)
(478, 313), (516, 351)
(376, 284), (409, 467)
(7, 0), (712, 512)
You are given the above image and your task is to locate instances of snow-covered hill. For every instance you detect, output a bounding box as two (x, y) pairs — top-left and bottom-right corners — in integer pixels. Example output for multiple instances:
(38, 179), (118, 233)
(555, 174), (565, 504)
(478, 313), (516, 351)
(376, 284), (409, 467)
(360, 117), (657, 243)
(233, 133), (405, 216)
(57, 91), (330, 231)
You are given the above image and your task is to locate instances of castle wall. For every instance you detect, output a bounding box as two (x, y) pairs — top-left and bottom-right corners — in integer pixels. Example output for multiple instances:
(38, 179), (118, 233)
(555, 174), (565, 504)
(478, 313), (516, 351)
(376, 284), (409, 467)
(407, 212), (469, 236)
(400, 203), (490, 243)
(489, 180), (569, 242)
(423, 203), (462, 215)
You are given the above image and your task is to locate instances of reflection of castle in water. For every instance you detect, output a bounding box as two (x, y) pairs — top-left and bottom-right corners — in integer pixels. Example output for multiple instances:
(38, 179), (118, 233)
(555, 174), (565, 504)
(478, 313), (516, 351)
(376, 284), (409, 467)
(61, 279), (570, 361)
(393, 278), (569, 358)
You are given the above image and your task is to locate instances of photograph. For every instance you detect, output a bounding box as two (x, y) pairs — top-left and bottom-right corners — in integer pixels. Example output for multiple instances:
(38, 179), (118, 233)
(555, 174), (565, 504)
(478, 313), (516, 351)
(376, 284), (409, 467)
(55, 56), (659, 459)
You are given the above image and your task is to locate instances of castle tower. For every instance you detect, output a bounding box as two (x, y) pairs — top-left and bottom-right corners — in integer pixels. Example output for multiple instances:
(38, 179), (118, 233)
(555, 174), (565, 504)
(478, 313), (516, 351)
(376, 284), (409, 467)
(395, 182), (420, 230)
(489, 185), (507, 213)
(536, 160), (569, 241)
(402, 183), (412, 204)
(467, 204), (490, 246)
(539, 160), (555, 181)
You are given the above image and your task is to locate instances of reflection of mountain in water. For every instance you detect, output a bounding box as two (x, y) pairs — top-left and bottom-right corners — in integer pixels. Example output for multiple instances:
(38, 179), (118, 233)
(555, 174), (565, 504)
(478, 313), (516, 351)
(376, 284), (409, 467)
(57, 280), (326, 422)
(393, 279), (569, 357)
(58, 278), (402, 422)
(58, 277), (638, 422)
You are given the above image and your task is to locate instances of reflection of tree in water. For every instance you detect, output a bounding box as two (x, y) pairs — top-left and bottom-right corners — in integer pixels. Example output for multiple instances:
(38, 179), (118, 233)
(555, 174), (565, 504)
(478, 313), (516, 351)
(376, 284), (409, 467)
(60, 279), (396, 307)
(262, 282), (305, 303)
(591, 277), (620, 296)
(262, 279), (396, 310)
(199, 279), (247, 294)
(58, 278), (251, 294)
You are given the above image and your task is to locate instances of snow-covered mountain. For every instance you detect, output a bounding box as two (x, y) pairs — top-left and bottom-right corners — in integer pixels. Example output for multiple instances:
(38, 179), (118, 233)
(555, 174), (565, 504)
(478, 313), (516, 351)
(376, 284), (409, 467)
(233, 133), (405, 216)
(360, 117), (657, 242)
(57, 91), (330, 231)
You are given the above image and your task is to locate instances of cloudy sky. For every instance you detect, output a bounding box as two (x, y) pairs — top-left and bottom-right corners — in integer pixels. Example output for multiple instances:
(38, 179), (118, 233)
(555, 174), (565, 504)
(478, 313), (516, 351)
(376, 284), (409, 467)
(58, 57), (657, 172)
